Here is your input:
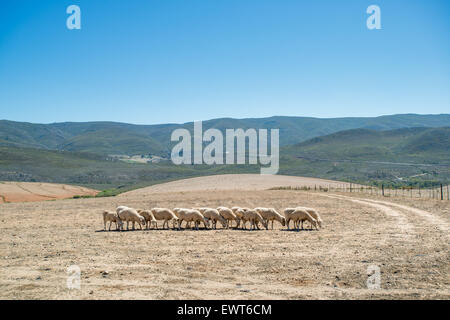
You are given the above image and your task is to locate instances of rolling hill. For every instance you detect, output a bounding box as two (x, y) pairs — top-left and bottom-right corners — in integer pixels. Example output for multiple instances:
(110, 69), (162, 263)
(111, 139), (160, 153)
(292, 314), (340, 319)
(284, 127), (450, 163)
(1, 114), (449, 156)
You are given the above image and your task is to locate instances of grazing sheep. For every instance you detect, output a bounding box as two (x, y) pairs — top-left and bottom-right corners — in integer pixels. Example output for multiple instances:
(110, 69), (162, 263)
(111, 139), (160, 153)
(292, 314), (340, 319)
(288, 208), (319, 231)
(283, 208), (298, 230)
(230, 207), (252, 227)
(296, 206), (323, 228)
(254, 207), (286, 229)
(218, 207), (240, 228)
(137, 210), (158, 230)
(175, 208), (209, 230)
(201, 208), (227, 229)
(173, 208), (190, 228)
(238, 208), (267, 230)
(150, 208), (179, 229)
(102, 211), (123, 231)
(117, 207), (145, 230)
(284, 207), (322, 229)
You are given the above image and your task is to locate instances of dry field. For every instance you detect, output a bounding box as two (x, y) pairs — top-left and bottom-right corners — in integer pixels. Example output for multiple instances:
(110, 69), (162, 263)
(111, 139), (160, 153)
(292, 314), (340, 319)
(0, 182), (98, 203)
(0, 174), (448, 300)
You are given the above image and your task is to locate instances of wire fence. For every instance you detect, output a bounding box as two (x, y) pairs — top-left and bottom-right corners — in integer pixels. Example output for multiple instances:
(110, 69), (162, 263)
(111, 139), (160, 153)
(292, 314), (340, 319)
(274, 183), (450, 200)
(324, 183), (449, 200)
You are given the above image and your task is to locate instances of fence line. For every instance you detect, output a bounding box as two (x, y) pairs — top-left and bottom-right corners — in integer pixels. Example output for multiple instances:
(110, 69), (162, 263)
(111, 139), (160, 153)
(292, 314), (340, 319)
(290, 183), (450, 201)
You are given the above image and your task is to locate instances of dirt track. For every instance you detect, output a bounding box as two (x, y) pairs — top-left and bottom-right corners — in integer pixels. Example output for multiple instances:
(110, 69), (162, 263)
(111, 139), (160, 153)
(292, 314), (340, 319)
(0, 182), (98, 203)
(0, 175), (448, 299)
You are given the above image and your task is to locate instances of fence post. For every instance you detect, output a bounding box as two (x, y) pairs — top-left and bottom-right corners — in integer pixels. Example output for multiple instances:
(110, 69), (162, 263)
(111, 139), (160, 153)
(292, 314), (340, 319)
(382, 184), (384, 197)
(441, 184), (443, 200)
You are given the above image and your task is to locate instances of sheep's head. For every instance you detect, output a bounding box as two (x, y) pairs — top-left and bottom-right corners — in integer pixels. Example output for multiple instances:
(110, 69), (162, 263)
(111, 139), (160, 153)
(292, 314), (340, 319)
(139, 216), (145, 225)
(280, 216), (286, 226)
(219, 217), (227, 228)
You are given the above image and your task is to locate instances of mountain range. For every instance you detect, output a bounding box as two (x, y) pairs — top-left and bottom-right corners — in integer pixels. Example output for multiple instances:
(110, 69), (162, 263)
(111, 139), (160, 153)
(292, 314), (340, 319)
(1, 113), (449, 156)
(0, 114), (448, 191)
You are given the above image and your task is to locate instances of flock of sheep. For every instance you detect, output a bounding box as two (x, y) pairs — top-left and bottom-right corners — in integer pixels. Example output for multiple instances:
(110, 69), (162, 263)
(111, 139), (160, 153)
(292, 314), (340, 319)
(102, 206), (323, 232)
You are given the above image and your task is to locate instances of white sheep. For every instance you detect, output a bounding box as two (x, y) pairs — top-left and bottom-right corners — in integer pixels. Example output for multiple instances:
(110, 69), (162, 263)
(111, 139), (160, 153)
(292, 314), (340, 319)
(137, 209), (158, 229)
(284, 207), (322, 229)
(102, 211), (123, 231)
(217, 207), (240, 228)
(238, 208), (267, 230)
(296, 206), (323, 228)
(150, 208), (179, 229)
(199, 208), (227, 229)
(285, 208), (319, 231)
(254, 207), (286, 229)
(230, 206), (252, 228)
(174, 208), (209, 230)
(117, 207), (145, 230)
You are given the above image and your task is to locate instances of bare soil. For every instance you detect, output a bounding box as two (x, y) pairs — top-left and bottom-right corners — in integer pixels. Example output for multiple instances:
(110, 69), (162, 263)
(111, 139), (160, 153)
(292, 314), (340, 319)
(0, 175), (448, 300)
(0, 182), (98, 203)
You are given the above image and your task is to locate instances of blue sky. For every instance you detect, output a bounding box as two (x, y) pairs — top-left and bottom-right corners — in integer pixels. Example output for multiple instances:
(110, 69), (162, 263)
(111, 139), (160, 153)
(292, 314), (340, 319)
(0, 0), (449, 124)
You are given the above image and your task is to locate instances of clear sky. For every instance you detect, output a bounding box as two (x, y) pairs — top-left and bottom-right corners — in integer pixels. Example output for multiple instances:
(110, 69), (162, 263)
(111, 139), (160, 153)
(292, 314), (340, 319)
(0, 0), (449, 124)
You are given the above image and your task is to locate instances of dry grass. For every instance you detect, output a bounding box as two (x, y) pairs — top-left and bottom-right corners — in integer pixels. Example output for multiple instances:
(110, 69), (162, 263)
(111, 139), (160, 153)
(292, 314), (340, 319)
(0, 175), (448, 299)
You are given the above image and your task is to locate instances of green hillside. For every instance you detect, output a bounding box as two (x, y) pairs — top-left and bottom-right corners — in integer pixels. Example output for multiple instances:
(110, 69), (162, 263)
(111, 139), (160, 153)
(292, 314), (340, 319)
(284, 127), (450, 163)
(0, 146), (258, 191)
(1, 114), (449, 156)
(280, 127), (449, 186)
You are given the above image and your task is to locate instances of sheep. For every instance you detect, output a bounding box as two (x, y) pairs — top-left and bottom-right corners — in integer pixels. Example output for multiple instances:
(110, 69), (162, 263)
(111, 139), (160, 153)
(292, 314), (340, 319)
(284, 207), (322, 229)
(283, 208), (298, 230)
(136, 210), (158, 230)
(230, 206), (252, 228)
(254, 207), (286, 230)
(117, 207), (145, 230)
(102, 211), (123, 231)
(200, 208), (227, 229)
(287, 208), (319, 231)
(150, 208), (179, 229)
(174, 208), (209, 230)
(116, 205), (130, 215)
(238, 208), (267, 231)
(296, 206), (323, 228)
(218, 207), (240, 228)
(173, 208), (190, 229)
